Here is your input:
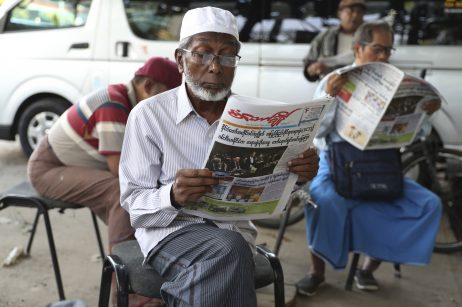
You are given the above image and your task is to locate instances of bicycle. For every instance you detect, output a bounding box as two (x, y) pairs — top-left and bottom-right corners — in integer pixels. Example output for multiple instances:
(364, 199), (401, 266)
(255, 135), (462, 254)
(252, 188), (306, 229)
(401, 136), (462, 253)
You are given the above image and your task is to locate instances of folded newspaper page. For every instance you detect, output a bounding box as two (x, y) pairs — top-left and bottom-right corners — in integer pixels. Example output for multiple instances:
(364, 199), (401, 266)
(335, 62), (444, 150)
(182, 94), (332, 221)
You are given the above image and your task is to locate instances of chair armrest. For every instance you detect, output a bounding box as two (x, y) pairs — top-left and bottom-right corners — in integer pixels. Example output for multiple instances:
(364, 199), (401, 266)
(256, 244), (285, 307)
(256, 244), (284, 285)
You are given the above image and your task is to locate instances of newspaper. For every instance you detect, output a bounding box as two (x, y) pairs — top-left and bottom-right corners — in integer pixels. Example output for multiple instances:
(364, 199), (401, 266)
(182, 94), (332, 221)
(335, 62), (444, 150)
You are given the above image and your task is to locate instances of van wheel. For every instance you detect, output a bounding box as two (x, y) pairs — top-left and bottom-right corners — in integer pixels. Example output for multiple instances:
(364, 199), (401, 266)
(18, 98), (71, 156)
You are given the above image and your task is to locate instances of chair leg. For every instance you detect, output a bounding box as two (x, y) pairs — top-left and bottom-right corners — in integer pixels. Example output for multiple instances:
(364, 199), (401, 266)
(256, 245), (285, 307)
(25, 209), (41, 254)
(345, 253), (360, 291)
(98, 255), (130, 307)
(40, 204), (66, 300)
(98, 257), (115, 307)
(90, 211), (106, 261)
(273, 270), (285, 307)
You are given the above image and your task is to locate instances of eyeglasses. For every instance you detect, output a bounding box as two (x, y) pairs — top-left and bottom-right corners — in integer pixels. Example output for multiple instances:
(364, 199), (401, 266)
(361, 42), (396, 56)
(180, 49), (241, 67)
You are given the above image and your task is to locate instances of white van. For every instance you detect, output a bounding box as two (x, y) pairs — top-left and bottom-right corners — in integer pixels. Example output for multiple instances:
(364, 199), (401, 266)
(0, 0), (461, 155)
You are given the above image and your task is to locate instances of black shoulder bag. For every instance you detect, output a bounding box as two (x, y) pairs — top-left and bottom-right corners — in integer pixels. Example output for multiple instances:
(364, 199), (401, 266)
(328, 141), (403, 200)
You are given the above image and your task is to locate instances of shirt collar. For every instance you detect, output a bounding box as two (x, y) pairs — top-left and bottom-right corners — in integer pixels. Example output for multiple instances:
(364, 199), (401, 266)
(175, 82), (231, 126)
(175, 82), (197, 124)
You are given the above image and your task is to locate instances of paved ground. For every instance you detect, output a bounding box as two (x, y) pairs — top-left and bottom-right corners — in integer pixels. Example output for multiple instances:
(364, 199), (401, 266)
(1, 139), (462, 306)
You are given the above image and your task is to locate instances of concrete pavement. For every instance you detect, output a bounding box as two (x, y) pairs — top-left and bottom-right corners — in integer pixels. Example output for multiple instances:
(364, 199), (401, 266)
(257, 218), (462, 307)
(1, 139), (462, 306)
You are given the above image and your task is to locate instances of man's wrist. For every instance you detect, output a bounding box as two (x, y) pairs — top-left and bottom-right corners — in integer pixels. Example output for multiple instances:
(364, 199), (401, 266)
(170, 188), (182, 209)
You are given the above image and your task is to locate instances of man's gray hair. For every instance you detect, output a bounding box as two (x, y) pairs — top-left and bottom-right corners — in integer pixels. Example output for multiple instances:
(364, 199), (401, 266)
(353, 20), (394, 46)
(178, 37), (193, 50)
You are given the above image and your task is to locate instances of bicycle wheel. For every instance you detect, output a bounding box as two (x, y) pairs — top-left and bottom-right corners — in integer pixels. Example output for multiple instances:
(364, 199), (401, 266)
(402, 147), (462, 253)
(253, 194), (306, 229)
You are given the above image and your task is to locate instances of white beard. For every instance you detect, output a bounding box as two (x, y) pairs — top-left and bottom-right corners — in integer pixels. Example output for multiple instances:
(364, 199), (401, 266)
(183, 62), (232, 102)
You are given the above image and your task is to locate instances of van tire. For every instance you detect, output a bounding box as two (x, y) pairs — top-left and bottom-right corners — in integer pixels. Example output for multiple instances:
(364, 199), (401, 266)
(18, 98), (71, 157)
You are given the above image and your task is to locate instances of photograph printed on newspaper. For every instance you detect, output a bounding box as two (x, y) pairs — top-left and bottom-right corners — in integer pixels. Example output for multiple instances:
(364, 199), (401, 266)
(335, 62), (444, 150)
(182, 94), (332, 221)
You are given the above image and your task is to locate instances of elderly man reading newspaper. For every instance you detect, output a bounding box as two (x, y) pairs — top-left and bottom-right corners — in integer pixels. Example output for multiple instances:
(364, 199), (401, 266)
(296, 21), (442, 296)
(119, 7), (320, 307)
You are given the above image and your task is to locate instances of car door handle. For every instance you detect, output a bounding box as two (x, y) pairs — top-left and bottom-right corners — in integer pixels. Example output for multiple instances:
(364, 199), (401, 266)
(69, 42), (90, 49)
(116, 41), (130, 57)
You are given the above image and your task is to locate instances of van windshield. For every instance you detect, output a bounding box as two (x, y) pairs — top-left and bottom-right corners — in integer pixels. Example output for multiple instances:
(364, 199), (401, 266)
(4, 0), (91, 31)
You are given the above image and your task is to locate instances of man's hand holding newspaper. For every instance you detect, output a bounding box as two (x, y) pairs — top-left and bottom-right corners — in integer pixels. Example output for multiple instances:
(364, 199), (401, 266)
(181, 94), (332, 221)
(332, 62), (444, 150)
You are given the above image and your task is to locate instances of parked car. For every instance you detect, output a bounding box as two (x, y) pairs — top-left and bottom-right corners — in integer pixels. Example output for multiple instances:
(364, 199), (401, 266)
(0, 0), (461, 156)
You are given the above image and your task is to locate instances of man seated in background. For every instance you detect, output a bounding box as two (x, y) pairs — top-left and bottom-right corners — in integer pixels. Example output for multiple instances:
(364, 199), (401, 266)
(303, 0), (366, 82)
(27, 57), (181, 254)
(297, 20), (442, 296)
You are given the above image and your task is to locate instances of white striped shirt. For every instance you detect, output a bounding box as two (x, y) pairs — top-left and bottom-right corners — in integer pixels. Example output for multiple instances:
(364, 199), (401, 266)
(119, 83), (258, 257)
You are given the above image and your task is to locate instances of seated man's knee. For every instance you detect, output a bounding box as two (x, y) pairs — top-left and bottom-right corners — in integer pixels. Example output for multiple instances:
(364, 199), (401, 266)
(219, 230), (253, 262)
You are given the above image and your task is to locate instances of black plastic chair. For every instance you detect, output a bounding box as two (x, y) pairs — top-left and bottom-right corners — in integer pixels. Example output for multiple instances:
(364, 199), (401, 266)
(98, 240), (285, 307)
(0, 181), (105, 300)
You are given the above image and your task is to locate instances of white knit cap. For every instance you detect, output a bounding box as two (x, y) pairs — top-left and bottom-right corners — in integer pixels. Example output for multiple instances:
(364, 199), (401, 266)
(179, 6), (239, 41)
